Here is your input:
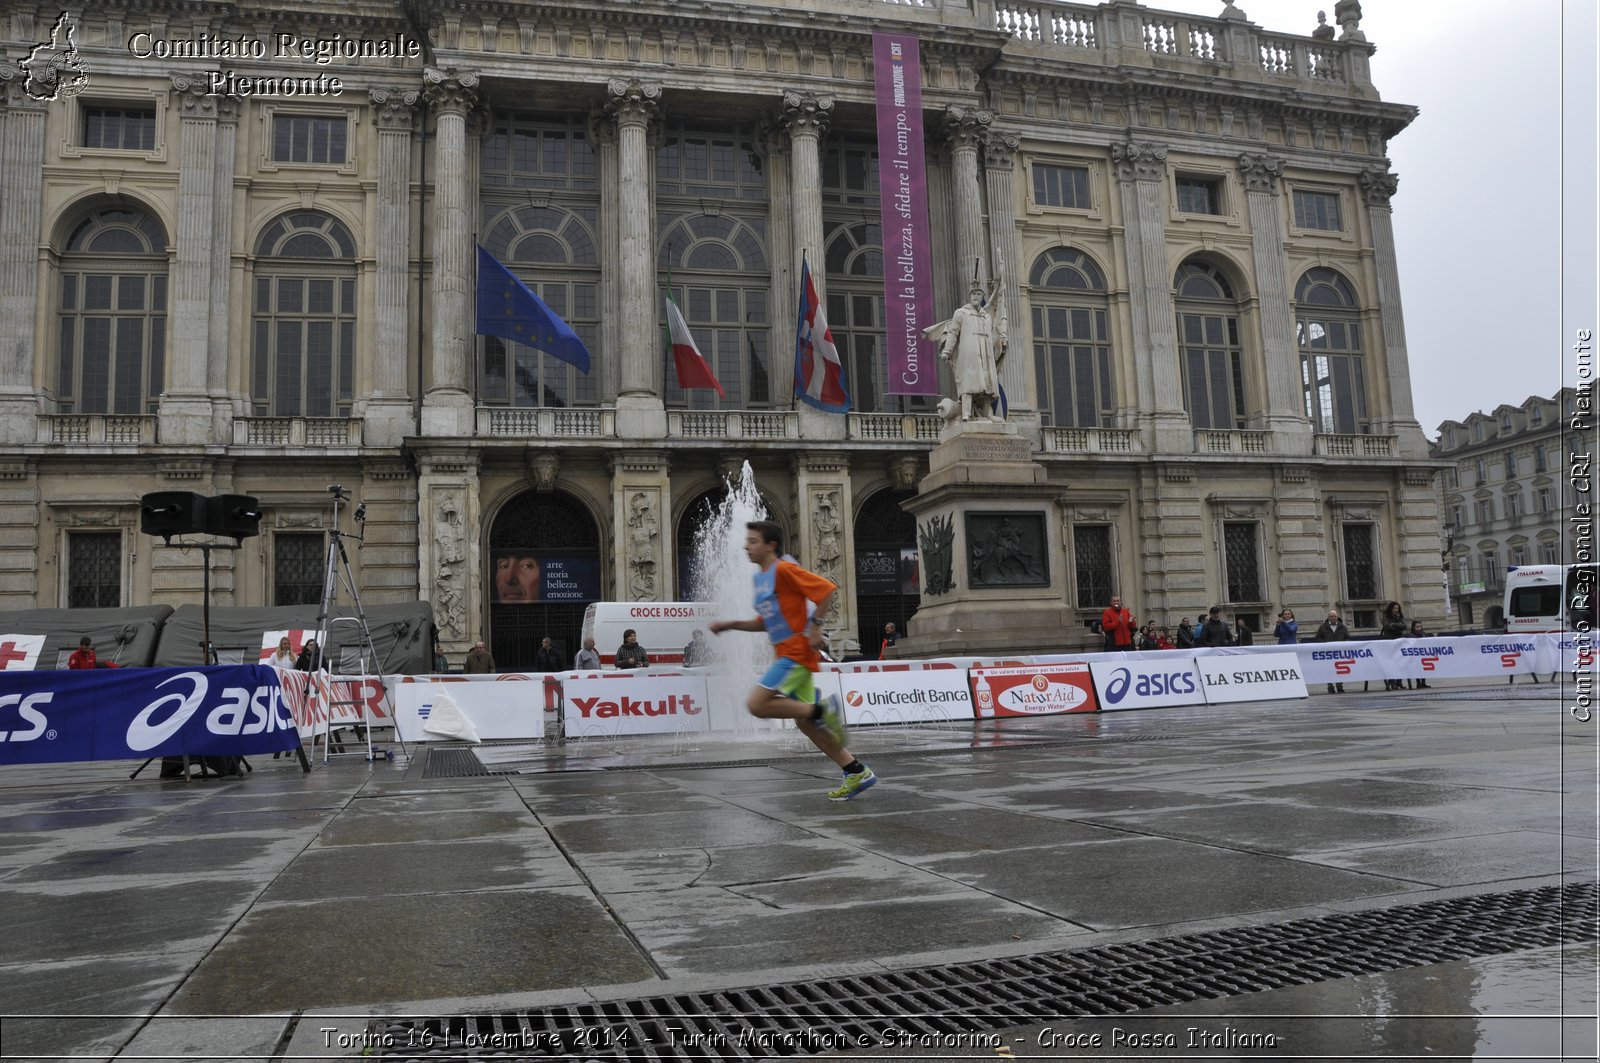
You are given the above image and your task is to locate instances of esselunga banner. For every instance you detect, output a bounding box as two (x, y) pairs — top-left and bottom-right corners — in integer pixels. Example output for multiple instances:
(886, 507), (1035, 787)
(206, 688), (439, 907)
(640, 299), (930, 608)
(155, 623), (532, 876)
(0, 664), (299, 765)
(837, 668), (973, 725)
(970, 664), (1097, 717)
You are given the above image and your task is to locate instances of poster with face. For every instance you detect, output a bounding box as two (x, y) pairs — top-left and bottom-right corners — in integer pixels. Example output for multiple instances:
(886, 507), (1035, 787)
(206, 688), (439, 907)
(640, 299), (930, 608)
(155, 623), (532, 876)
(492, 554), (600, 604)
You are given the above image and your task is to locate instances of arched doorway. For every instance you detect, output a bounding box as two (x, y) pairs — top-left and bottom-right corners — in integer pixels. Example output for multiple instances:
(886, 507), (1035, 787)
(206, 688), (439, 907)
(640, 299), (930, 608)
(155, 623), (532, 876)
(488, 490), (601, 670)
(673, 484), (785, 598)
(854, 489), (920, 658)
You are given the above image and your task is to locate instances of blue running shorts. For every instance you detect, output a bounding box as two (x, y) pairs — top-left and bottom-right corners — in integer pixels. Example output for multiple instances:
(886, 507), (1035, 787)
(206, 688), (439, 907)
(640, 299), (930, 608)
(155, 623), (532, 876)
(758, 657), (816, 703)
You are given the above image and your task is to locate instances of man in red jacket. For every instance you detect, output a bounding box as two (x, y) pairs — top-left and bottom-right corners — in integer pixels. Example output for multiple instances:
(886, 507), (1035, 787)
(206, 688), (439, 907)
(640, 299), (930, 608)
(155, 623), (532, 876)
(1100, 596), (1134, 652)
(67, 636), (96, 669)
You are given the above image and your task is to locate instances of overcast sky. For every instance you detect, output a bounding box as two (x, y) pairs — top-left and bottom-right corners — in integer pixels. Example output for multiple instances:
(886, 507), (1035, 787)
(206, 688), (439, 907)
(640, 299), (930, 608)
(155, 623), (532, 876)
(1153, 0), (1596, 436)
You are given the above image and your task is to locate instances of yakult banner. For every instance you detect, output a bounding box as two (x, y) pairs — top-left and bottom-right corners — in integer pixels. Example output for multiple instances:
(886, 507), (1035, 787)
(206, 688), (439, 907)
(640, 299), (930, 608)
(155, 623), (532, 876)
(394, 679), (543, 742)
(1089, 657), (1206, 711)
(0, 664), (299, 766)
(1196, 651), (1308, 704)
(837, 669), (972, 725)
(0, 634), (46, 671)
(970, 664), (1097, 718)
(873, 32), (936, 397)
(561, 675), (710, 737)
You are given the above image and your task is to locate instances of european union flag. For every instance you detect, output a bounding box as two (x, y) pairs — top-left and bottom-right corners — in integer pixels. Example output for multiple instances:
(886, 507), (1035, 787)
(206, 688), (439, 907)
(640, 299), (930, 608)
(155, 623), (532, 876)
(475, 246), (591, 374)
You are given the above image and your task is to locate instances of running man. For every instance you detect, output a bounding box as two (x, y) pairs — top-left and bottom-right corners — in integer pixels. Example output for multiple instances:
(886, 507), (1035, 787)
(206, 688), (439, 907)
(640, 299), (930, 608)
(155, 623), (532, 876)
(709, 520), (877, 800)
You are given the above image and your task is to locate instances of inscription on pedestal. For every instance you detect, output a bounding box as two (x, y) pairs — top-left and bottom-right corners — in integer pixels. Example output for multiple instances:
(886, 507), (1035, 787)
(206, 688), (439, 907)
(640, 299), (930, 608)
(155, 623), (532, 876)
(930, 429), (1035, 474)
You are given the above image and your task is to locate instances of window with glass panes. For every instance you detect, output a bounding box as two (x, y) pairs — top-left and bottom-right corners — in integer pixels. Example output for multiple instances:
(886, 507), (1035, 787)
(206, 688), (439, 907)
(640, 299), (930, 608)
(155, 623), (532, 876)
(1538, 487), (1553, 513)
(67, 532), (121, 608)
(1481, 548), (1499, 585)
(1030, 248), (1114, 427)
(1291, 188), (1342, 230)
(478, 203), (601, 407)
(1176, 175), (1222, 214)
(1541, 540), (1559, 565)
(1296, 267), (1368, 434)
(82, 104), (155, 150)
(1342, 523), (1378, 600)
(1510, 544), (1527, 567)
(481, 114), (597, 190)
(1505, 491), (1522, 521)
(1072, 525), (1114, 608)
(1176, 261), (1245, 429)
(57, 209), (167, 415)
(250, 212), (357, 417)
(1223, 521), (1263, 602)
(1033, 163), (1091, 209)
(273, 533), (325, 606)
(1475, 498), (1494, 524)
(271, 114), (347, 164)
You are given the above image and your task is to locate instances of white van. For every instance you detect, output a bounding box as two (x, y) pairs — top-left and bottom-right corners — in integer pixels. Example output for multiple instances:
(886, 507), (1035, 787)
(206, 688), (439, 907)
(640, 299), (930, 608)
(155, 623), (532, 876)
(1504, 564), (1598, 633)
(580, 602), (720, 666)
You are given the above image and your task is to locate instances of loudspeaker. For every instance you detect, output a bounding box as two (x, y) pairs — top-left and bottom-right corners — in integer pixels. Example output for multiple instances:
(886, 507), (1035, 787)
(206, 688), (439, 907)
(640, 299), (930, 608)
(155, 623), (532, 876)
(140, 492), (207, 541)
(206, 494), (261, 540)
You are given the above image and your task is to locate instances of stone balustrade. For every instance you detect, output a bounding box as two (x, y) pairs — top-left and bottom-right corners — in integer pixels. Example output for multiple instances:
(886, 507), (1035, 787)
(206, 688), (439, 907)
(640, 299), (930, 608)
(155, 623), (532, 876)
(37, 415), (157, 446)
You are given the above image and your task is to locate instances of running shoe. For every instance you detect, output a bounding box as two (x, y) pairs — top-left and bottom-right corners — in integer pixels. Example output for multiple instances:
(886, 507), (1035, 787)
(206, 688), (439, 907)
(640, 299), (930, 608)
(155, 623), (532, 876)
(817, 694), (848, 747)
(827, 768), (877, 801)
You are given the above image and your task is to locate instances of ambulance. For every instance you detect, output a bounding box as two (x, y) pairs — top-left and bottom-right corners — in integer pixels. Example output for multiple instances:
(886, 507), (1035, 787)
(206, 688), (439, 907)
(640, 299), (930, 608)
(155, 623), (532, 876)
(580, 602), (720, 666)
(1503, 564), (1598, 633)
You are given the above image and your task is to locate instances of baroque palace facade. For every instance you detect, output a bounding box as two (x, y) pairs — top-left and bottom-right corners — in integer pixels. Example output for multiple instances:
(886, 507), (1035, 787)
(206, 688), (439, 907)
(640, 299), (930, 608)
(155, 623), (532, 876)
(0, 0), (1443, 666)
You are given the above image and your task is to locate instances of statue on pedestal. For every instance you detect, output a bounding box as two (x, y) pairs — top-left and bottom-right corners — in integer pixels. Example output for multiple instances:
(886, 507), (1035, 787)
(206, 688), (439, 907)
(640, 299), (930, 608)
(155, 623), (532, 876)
(933, 278), (1007, 422)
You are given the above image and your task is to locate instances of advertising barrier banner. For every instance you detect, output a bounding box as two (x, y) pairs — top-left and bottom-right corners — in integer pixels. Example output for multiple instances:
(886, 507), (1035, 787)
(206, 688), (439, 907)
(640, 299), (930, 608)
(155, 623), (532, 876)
(0, 664), (299, 765)
(1544, 633), (1597, 673)
(837, 669), (972, 725)
(1089, 656), (1206, 711)
(970, 664), (1097, 718)
(1196, 651), (1308, 704)
(277, 671), (394, 738)
(1297, 643), (1391, 685)
(561, 675), (710, 737)
(394, 679), (544, 741)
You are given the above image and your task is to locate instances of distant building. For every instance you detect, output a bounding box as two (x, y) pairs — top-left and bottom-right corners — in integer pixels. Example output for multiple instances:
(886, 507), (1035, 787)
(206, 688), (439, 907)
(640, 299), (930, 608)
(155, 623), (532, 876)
(1432, 390), (1583, 629)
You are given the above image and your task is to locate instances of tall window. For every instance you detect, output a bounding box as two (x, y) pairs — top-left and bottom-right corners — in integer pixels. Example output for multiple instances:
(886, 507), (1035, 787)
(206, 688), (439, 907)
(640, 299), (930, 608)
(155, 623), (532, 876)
(1073, 525), (1114, 608)
(251, 212), (357, 416)
(1537, 487), (1553, 514)
(1296, 267), (1367, 434)
(825, 223), (886, 414)
(1031, 248), (1114, 428)
(1223, 521), (1263, 602)
(478, 204), (600, 407)
(57, 208), (167, 415)
(1480, 548), (1499, 587)
(273, 533), (325, 606)
(1342, 523), (1378, 600)
(1176, 261), (1245, 429)
(67, 532), (121, 608)
(1541, 540), (1560, 565)
(1505, 492), (1522, 522)
(1505, 453), (1517, 477)
(1476, 498), (1495, 525)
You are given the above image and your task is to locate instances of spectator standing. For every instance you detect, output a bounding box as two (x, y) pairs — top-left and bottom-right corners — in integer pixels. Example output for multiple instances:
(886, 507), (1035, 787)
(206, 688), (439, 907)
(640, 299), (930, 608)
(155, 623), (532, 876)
(1175, 618), (1196, 649)
(1155, 627), (1176, 650)
(1379, 601), (1407, 690)
(67, 636), (96, 670)
(682, 629), (710, 667)
(269, 636), (297, 669)
(463, 640), (494, 673)
(615, 629), (651, 670)
(1407, 619), (1431, 689)
(574, 636), (601, 671)
(1197, 607), (1231, 647)
(1313, 610), (1350, 693)
(1100, 596), (1135, 652)
(431, 636), (450, 674)
(1273, 609), (1299, 645)
(1233, 616), (1255, 646)
(296, 638), (323, 672)
(534, 636), (563, 673)
(880, 622), (901, 660)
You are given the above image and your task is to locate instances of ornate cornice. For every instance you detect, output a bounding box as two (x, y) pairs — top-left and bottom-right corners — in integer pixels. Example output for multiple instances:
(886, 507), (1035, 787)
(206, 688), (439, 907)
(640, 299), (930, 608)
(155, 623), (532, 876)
(1111, 139), (1167, 183)
(1236, 152), (1284, 193)
(779, 90), (833, 139)
(370, 87), (421, 132)
(422, 67), (480, 116)
(1358, 165), (1399, 206)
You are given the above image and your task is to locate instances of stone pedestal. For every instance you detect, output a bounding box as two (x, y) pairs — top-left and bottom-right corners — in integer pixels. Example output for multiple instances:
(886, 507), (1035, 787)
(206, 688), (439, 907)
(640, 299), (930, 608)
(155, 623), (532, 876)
(894, 422), (1075, 658)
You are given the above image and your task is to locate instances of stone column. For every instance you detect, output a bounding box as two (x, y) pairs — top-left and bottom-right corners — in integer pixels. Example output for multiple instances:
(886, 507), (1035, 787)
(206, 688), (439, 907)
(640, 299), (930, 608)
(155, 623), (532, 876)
(943, 106), (991, 297)
(208, 98), (238, 436)
(983, 131), (1032, 415)
(781, 91), (838, 439)
(1238, 152), (1312, 453)
(588, 109), (621, 404)
(161, 74), (221, 445)
(1112, 139), (1189, 453)
(1360, 166), (1428, 458)
(367, 88), (419, 446)
(0, 70), (47, 445)
(415, 447), (481, 652)
(421, 68), (479, 437)
(606, 79), (664, 438)
(759, 120), (794, 402)
(609, 450), (670, 602)
(793, 456), (855, 650)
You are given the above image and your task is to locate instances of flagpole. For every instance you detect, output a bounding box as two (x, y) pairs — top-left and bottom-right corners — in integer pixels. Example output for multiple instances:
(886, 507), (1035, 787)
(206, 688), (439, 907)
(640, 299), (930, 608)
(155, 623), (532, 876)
(790, 250), (807, 411)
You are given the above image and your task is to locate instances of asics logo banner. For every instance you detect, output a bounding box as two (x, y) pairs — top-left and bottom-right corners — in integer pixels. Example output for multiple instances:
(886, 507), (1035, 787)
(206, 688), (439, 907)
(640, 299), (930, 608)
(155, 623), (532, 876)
(0, 692), (52, 741)
(126, 671), (296, 751)
(1104, 667), (1197, 705)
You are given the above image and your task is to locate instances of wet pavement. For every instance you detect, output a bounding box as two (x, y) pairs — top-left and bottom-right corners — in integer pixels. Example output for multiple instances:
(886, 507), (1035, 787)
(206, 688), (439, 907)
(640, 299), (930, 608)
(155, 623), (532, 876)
(0, 679), (1594, 1061)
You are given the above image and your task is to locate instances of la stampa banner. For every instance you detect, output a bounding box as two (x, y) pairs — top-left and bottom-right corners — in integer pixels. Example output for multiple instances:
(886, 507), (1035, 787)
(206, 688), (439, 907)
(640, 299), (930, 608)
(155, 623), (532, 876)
(0, 665), (300, 766)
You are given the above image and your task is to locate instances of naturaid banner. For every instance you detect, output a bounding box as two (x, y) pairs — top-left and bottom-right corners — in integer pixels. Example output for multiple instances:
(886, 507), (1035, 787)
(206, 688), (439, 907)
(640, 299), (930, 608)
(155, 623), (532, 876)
(873, 32), (937, 397)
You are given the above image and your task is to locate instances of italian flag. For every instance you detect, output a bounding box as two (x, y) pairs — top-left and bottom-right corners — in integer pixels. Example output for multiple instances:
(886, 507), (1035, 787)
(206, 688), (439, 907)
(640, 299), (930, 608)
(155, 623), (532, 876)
(665, 292), (726, 398)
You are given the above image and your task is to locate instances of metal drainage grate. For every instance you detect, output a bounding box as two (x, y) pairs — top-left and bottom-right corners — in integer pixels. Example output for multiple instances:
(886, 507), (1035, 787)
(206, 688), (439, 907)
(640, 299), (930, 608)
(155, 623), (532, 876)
(420, 747), (493, 779)
(369, 880), (1596, 1061)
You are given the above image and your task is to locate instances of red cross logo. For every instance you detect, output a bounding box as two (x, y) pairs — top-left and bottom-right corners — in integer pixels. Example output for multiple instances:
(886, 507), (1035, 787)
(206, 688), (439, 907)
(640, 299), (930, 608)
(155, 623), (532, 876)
(0, 641), (30, 670)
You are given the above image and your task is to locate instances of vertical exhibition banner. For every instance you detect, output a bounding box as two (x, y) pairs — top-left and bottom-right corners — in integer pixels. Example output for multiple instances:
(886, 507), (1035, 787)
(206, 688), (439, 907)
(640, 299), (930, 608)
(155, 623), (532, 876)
(873, 32), (937, 397)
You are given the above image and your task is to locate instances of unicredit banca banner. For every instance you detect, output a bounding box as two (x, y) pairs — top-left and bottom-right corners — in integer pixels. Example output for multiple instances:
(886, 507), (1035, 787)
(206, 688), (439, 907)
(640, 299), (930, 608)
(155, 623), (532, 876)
(970, 664), (1098, 717)
(0, 665), (299, 765)
(837, 669), (972, 724)
(873, 32), (936, 397)
(1089, 657), (1206, 711)
(562, 675), (710, 736)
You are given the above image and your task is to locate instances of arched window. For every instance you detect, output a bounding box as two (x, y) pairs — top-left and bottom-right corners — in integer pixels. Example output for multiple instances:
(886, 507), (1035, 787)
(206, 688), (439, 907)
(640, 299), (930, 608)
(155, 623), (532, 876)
(823, 220), (909, 414)
(1296, 267), (1368, 434)
(251, 211), (357, 417)
(657, 213), (770, 409)
(479, 204), (600, 407)
(1029, 248), (1113, 427)
(1174, 260), (1245, 430)
(56, 207), (168, 414)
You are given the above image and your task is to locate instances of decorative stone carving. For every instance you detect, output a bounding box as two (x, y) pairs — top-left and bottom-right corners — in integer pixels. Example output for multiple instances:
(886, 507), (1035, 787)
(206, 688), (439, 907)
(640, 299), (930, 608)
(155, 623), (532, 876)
(370, 87), (420, 130)
(625, 490), (660, 600)
(526, 450), (560, 492)
(1312, 11), (1335, 41)
(1334, 0), (1365, 41)
(1237, 152), (1284, 193)
(1359, 166), (1399, 207)
(607, 77), (661, 127)
(812, 490), (843, 585)
(941, 104), (991, 150)
(432, 494), (467, 640)
(982, 132), (1020, 171)
(780, 90), (833, 137)
(170, 72), (219, 119)
(918, 514), (956, 596)
(967, 513), (1047, 587)
(890, 455), (921, 491)
(422, 67), (480, 115)
(276, 513), (323, 529)
(1111, 140), (1166, 183)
